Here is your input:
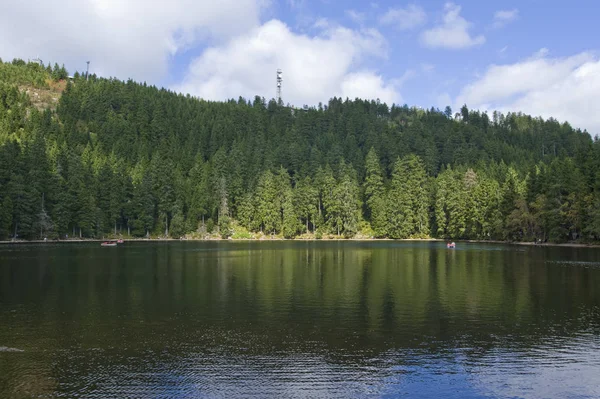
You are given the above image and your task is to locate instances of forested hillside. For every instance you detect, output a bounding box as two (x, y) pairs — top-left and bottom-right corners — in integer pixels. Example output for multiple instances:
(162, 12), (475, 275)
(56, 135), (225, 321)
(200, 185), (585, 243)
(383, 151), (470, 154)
(1, 58), (599, 242)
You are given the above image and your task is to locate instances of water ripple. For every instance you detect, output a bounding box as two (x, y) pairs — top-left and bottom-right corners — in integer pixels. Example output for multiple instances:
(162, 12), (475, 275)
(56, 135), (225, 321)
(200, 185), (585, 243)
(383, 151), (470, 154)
(2, 242), (600, 398)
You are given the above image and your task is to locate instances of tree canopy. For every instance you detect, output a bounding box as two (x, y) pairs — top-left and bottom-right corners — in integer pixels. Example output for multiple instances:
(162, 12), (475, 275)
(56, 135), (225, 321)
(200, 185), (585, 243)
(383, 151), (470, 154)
(1, 57), (599, 242)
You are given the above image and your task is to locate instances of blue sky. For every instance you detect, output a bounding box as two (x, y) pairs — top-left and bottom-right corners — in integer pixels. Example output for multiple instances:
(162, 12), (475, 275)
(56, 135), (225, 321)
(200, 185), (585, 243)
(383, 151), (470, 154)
(1, 0), (599, 133)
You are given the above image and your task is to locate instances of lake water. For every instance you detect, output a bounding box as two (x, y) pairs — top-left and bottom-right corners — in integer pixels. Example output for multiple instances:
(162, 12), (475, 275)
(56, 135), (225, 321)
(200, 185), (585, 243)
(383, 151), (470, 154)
(1, 241), (599, 398)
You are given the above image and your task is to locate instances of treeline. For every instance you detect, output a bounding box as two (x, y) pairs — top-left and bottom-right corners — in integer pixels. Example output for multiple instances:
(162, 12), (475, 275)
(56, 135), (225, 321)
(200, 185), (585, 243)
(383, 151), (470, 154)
(1, 58), (599, 242)
(0, 57), (68, 87)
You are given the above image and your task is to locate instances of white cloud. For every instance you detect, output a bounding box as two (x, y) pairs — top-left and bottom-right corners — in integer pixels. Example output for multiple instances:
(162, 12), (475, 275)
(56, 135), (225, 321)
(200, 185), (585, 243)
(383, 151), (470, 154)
(175, 20), (402, 106)
(379, 5), (426, 30)
(421, 3), (485, 49)
(0, 0), (266, 82)
(340, 72), (399, 103)
(287, 0), (304, 8)
(455, 50), (600, 134)
(398, 69), (418, 85)
(493, 9), (519, 28)
(421, 63), (435, 73)
(346, 9), (366, 25)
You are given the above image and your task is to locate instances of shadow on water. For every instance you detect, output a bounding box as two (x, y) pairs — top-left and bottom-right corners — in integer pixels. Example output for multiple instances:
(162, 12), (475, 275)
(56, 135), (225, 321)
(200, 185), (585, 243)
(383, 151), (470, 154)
(1, 241), (599, 398)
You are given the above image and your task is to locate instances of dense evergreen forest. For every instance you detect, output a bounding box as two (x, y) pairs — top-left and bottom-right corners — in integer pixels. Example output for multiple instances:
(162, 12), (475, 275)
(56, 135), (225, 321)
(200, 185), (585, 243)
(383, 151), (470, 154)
(1, 58), (599, 242)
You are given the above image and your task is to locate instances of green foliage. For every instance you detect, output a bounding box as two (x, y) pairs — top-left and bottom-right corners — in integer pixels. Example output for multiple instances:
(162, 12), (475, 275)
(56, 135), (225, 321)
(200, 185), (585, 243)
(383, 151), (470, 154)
(364, 147), (386, 235)
(51, 63), (68, 81)
(357, 220), (375, 238)
(0, 59), (598, 242)
(0, 59), (51, 88)
(384, 155), (429, 238)
(319, 160), (361, 237)
(205, 219), (215, 234)
(219, 214), (232, 238)
(170, 209), (186, 238)
(231, 223), (253, 239)
(255, 170), (279, 233)
(294, 176), (318, 233)
(282, 186), (301, 239)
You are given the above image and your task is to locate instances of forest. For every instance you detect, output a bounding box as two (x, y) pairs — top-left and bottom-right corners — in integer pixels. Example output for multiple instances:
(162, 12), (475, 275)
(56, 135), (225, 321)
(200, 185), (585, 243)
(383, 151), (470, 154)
(1, 58), (599, 242)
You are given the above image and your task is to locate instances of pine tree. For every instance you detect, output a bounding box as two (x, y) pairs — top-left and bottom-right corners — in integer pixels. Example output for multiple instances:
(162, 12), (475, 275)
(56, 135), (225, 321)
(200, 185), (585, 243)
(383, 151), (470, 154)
(434, 168), (452, 238)
(386, 157), (413, 238)
(364, 147), (386, 234)
(255, 170), (279, 234)
(132, 172), (155, 237)
(237, 193), (256, 231)
(316, 165), (336, 234)
(331, 161), (360, 237)
(188, 157), (211, 231)
(294, 176), (318, 233)
(405, 155), (429, 237)
(151, 154), (176, 237)
(0, 60), (598, 242)
(170, 207), (186, 238)
(217, 177), (232, 238)
(282, 186), (300, 238)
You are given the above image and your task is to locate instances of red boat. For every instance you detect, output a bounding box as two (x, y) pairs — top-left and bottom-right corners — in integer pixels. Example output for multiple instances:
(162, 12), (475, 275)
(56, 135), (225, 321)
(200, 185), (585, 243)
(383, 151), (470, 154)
(101, 242), (117, 247)
(447, 242), (456, 248)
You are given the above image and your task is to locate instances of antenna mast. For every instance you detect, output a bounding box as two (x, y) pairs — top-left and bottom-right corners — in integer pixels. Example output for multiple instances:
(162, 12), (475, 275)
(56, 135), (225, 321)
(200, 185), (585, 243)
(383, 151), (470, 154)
(276, 69), (283, 104)
(86, 61), (90, 81)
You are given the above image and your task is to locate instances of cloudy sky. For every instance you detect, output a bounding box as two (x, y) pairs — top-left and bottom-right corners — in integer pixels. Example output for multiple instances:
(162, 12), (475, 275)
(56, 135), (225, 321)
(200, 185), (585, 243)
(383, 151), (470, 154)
(1, 0), (598, 134)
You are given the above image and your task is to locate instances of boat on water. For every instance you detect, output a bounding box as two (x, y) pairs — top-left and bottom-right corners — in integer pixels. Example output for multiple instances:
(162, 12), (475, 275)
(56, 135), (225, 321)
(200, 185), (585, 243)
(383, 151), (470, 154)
(101, 242), (117, 247)
(446, 242), (456, 249)
(117, 239), (124, 244)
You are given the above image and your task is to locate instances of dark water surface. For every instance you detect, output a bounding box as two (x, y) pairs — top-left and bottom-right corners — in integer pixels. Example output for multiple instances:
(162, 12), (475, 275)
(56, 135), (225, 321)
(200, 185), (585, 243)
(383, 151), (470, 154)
(1, 241), (599, 398)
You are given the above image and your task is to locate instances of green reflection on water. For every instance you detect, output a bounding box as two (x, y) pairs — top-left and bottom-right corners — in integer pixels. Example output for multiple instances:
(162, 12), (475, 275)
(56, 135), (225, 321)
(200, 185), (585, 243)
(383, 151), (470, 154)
(1, 241), (599, 397)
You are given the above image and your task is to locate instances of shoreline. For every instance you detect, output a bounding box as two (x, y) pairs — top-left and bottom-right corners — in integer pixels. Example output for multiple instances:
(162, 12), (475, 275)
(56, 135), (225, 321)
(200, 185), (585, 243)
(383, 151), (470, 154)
(1, 237), (599, 249)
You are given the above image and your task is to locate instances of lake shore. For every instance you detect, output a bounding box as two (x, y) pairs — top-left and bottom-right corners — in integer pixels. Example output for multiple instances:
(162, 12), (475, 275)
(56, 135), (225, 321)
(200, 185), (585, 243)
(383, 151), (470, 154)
(1, 237), (600, 248)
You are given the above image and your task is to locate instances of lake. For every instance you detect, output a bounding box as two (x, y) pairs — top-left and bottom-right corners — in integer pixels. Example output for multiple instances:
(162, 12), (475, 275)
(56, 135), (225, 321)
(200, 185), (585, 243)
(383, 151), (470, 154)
(1, 241), (599, 398)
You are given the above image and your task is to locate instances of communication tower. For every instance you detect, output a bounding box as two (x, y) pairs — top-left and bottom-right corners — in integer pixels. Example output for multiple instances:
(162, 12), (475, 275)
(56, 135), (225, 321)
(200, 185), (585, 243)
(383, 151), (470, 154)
(276, 69), (283, 103)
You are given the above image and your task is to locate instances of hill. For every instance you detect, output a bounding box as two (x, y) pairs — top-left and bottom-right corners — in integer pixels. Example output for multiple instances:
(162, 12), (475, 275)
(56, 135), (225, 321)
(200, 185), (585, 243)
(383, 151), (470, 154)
(0, 57), (599, 242)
